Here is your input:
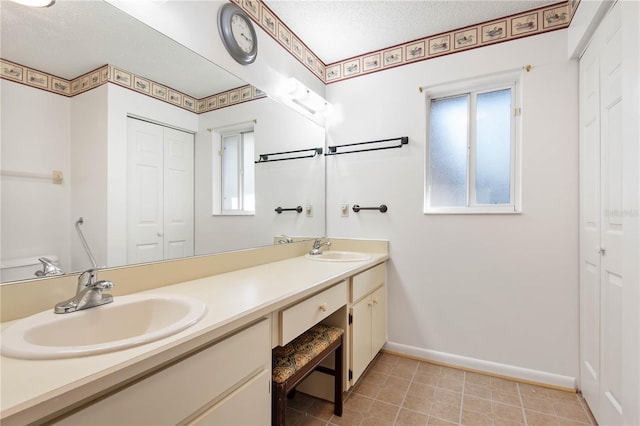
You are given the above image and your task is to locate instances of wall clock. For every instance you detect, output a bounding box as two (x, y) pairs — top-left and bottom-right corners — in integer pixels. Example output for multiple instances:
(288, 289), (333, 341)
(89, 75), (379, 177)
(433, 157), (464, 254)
(218, 3), (257, 65)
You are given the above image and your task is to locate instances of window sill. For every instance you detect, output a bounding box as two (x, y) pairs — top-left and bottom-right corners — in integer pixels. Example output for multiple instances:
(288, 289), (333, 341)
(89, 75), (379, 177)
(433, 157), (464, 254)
(424, 206), (521, 215)
(212, 211), (255, 216)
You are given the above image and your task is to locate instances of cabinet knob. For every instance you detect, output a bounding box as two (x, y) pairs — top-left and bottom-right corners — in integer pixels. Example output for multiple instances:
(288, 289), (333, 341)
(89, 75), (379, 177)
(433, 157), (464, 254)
(319, 302), (328, 312)
(368, 301), (373, 307)
(157, 232), (164, 237)
(372, 299), (378, 305)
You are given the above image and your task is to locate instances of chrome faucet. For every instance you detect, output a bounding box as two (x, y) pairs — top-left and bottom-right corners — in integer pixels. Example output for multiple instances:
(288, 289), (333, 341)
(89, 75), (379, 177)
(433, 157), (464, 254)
(309, 238), (331, 255)
(54, 268), (114, 314)
(277, 235), (294, 244)
(35, 257), (63, 277)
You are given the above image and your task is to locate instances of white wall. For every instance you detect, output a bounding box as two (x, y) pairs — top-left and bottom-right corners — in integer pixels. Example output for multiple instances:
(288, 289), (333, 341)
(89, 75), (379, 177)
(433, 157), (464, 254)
(1, 81), (72, 276)
(196, 97), (325, 254)
(326, 30), (580, 387)
(70, 85), (108, 271)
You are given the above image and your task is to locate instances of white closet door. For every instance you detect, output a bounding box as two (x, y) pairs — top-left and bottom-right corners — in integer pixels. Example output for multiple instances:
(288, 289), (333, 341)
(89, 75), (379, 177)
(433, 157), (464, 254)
(127, 118), (164, 264)
(598, 4), (624, 424)
(579, 3), (628, 425)
(163, 127), (194, 260)
(127, 118), (194, 264)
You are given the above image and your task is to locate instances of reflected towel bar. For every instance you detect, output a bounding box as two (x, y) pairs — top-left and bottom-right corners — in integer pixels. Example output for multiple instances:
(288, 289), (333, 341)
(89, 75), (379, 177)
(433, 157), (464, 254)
(326, 137), (408, 156)
(256, 147), (323, 163)
(275, 206), (303, 214)
(0, 169), (63, 184)
(352, 204), (388, 213)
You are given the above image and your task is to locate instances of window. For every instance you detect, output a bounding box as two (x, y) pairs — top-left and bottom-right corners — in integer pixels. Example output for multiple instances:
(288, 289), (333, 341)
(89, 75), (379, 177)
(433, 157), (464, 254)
(213, 127), (255, 215)
(424, 75), (520, 214)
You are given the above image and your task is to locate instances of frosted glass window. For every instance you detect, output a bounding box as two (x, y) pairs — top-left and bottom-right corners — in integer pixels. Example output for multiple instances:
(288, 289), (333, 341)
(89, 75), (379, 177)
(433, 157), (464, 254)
(221, 135), (240, 211)
(476, 89), (511, 204)
(221, 130), (255, 213)
(429, 95), (468, 207)
(425, 78), (518, 214)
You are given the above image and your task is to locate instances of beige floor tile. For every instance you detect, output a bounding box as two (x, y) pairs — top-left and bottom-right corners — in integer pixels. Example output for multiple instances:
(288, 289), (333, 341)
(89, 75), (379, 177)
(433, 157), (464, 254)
(328, 408), (364, 426)
(491, 388), (522, 407)
(429, 401), (461, 424)
(525, 409), (562, 426)
(553, 401), (591, 424)
(286, 353), (599, 426)
(465, 371), (492, 387)
(437, 375), (464, 393)
(414, 371), (441, 387)
(376, 376), (411, 405)
(389, 363), (419, 380)
(433, 389), (462, 407)
(368, 400), (400, 423)
(395, 408), (429, 425)
(427, 416), (458, 425)
(345, 394), (375, 413)
(409, 382), (437, 399)
(461, 394), (493, 414)
(464, 382), (493, 400)
(402, 394), (434, 415)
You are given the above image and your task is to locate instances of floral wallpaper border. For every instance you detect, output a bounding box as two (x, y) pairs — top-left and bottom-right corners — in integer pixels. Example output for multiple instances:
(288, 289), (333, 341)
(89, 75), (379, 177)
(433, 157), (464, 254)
(235, 0), (578, 84)
(0, 59), (266, 114)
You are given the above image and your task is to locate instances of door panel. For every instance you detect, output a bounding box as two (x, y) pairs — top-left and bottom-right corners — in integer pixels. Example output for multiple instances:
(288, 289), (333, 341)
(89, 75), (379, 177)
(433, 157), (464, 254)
(163, 127), (194, 260)
(579, 32), (601, 417)
(127, 119), (164, 264)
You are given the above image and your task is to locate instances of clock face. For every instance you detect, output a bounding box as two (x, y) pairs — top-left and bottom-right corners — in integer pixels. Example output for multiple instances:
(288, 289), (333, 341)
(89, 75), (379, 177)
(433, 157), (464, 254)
(231, 14), (254, 54)
(218, 3), (257, 65)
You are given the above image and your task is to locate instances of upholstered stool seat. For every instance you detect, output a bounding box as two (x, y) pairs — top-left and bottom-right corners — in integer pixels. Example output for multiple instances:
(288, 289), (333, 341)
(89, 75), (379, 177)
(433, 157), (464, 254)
(272, 324), (344, 425)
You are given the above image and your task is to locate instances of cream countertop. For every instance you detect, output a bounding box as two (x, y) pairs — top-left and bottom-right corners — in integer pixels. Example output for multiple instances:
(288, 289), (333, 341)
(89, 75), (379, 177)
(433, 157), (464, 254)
(0, 252), (388, 424)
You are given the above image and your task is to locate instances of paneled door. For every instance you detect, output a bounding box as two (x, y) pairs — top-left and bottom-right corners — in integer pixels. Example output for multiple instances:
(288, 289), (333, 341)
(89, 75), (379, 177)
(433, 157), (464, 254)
(127, 118), (194, 264)
(579, 3), (628, 424)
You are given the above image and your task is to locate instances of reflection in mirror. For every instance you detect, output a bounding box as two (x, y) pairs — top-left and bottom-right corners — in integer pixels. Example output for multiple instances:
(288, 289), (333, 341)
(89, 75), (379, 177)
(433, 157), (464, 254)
(0, 0), (326, 283)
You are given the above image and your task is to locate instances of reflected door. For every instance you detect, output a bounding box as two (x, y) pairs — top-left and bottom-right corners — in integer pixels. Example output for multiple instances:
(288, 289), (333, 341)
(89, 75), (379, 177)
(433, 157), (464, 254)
(127, 118), (194, 264)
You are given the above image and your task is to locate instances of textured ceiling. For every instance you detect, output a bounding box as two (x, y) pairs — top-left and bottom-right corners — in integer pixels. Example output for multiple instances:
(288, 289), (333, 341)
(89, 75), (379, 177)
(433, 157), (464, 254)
(265, 0), (559, 64)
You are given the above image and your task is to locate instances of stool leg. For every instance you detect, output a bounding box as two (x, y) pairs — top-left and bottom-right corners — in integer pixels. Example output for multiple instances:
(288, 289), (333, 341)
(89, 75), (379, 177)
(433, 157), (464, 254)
(272, 382), (287, 426)
(334, 339), (343, 417)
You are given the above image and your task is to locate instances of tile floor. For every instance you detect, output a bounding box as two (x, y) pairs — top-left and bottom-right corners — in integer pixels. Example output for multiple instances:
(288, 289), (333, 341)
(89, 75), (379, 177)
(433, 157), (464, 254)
(285, 352), (597, 426)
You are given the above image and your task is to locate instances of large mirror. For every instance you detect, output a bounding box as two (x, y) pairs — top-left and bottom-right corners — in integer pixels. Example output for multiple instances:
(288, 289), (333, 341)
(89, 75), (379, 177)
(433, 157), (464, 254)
(0, 0), (326, 283)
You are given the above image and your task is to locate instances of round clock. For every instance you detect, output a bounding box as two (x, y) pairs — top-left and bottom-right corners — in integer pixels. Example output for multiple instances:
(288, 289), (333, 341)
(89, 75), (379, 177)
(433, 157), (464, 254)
(218, 3), (257, 65)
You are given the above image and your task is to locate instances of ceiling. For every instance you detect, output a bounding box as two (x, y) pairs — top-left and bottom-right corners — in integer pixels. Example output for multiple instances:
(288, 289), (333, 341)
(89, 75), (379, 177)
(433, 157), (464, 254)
(0, 0), (243, 98)
(264, 0), (559, 64)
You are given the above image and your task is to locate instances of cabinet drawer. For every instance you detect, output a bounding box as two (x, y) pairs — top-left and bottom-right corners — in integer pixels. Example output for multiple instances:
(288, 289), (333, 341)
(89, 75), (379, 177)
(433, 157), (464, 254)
(351, 263), (385, 302)
(280, 281), (347, 345)
(57, 319), (270, 425)
(189, 369), (270, 425)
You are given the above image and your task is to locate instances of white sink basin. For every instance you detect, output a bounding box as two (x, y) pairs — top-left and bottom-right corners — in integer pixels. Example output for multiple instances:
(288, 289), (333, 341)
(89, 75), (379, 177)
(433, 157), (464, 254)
(1, 294), (207, 359)
(305, 251), (372, 262)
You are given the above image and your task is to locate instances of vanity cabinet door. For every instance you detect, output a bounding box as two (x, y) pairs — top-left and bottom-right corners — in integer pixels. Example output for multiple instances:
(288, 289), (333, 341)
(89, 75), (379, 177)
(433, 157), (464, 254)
(371, 286), (386, 356)
(349, 263), (387, 386)
(350, 295), (373, 385)
(189, 369), (270, 425)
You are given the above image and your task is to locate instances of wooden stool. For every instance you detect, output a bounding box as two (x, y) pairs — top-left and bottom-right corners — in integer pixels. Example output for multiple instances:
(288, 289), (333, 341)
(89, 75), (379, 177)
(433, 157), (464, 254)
(271, 324), (344, 425)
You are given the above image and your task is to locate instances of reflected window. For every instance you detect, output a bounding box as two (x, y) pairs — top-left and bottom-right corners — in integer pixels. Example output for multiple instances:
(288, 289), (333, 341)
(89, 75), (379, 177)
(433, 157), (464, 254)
(424, 76), (520, 214)
(212, 125), (255, 216)
(221, 130), (255, 213)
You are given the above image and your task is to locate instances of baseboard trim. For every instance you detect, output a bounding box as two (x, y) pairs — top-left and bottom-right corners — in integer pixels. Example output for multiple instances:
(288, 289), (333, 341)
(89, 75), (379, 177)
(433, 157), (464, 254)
(383, 341), (577, 392)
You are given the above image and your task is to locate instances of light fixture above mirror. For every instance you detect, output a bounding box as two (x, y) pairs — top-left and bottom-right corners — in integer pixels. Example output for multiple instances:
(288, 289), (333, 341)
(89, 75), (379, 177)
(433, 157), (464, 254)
(9, 0), (54, 7)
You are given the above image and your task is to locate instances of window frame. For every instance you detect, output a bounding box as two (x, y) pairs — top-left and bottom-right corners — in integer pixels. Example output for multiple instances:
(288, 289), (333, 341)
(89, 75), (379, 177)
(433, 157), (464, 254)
(212, 123), (255, 216)
(423, 72), (522, 215)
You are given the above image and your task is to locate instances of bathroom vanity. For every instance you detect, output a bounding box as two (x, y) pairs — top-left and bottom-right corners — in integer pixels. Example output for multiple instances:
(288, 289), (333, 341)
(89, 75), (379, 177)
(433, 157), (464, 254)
(0, 239), (388, 425)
